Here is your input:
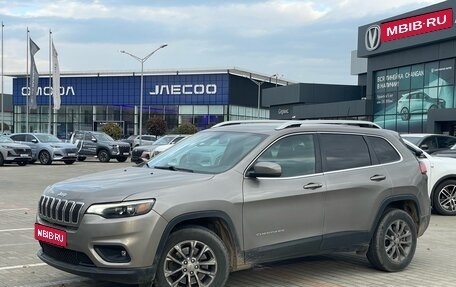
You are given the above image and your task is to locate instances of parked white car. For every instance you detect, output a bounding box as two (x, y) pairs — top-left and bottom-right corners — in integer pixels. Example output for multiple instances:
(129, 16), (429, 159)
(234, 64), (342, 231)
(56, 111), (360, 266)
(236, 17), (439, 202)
(404, 139), (456, 215)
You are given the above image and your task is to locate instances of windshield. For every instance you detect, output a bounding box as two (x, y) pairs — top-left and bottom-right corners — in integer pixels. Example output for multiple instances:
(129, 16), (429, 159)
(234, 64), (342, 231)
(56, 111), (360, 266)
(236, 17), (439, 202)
(94, 133), (115, 142)
(153, 136), (177, 145)
(148, 131), (267, 174)
(0, 135), (13, 143)
(35, 134), (62, 143)
(401, 136), (421, 145)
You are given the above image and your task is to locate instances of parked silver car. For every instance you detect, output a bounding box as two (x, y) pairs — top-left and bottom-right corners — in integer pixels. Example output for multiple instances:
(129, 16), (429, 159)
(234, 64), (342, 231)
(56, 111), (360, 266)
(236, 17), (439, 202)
(397, 90), (445, 120)
(10, 133), (78, 165)
(0, 135), (32, 166)
(35, 121), (430, 286)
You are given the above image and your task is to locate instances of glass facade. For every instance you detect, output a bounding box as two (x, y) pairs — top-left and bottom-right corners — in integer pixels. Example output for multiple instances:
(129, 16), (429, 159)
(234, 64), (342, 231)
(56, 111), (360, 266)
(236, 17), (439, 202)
(373, 59), (455, 133)
(12, 72), (269, 138)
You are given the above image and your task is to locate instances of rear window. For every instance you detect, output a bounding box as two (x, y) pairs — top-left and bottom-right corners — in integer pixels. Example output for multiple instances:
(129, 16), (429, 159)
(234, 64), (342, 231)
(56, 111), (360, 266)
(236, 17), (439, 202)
(320, 134), (371, 172)
(366, 136), (401, 164)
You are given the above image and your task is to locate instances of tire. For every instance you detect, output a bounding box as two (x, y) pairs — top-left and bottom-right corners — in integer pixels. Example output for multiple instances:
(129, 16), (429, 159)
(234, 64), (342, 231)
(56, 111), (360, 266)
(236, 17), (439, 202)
(17, 162), (27, 166)
(38, 150), (52, 165)
(400, 107), (410, 121)
(432, 180), (456, 216)
(0, 153), (4, 166)
(154, 226), (230, 287)
(116, 156), (128, 162)
(64, 160), (76, 165)
(97, 149), (110, 162)
(428, 104), (437, 112)
(77, 156), (86, 162)
(367, 209), (417, 272)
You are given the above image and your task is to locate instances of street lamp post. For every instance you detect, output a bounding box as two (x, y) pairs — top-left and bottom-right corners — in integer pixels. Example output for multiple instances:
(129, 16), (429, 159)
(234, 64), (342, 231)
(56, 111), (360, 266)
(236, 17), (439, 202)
(120, 44), (167, 145)
(249, 78), (264, 119)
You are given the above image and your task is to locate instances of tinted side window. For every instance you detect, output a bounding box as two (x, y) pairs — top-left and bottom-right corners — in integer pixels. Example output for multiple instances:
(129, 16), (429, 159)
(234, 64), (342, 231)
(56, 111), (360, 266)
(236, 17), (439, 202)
(437, 136), (456, 149)
(10, 134), (26, 141)
(320, 134), (371, 172)
(421, 136), (438, 149)
(25, 134), (36, 142)
(366, 136), (401, 164)
(257, 134), (316, 177)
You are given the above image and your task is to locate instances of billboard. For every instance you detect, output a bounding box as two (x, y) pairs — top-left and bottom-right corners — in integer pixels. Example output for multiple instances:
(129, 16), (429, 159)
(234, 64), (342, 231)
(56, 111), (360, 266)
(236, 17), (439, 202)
(358, 2), (456, 57)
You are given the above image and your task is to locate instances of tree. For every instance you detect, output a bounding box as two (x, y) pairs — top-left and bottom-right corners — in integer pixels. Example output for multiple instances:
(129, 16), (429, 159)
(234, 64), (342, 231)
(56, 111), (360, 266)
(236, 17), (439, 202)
(173, 122), (198, 134)
(146, 116), (167, 137)
(101, 122), (122, 140)
(0, 122), (10, 132)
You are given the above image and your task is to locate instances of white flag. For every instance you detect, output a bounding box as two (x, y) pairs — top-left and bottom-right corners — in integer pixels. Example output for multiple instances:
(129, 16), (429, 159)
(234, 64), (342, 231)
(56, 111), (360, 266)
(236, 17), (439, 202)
(52, 41), (61, 110)
(29, 38), (40, 110)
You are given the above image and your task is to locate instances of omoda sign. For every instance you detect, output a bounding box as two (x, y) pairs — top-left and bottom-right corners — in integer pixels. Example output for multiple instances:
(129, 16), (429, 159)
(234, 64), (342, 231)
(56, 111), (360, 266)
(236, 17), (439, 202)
(365, 8), (454, 51)
(21, 86), (75, 96)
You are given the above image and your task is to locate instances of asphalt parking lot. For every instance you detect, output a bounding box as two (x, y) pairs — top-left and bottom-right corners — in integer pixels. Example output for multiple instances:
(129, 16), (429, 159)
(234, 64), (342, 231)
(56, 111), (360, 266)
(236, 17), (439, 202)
(0, 159), (455, 287)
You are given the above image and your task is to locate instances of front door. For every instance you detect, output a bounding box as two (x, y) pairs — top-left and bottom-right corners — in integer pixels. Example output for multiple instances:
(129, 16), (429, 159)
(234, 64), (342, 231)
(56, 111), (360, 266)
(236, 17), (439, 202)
(242, 133), (325, 263)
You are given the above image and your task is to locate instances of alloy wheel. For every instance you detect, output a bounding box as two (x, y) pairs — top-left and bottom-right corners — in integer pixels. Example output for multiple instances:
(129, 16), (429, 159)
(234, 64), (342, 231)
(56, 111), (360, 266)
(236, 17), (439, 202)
(384, 219), (413, 263)
(164, 240), (217, 287)
(438, 184), (456, 213)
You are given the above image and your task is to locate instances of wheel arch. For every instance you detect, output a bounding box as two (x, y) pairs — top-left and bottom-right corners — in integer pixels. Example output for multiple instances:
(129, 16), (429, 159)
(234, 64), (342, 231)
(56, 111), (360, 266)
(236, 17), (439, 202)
(430, 174), (456, 204)
(154, 211), (243, 273)
(370, 195), (421, 239)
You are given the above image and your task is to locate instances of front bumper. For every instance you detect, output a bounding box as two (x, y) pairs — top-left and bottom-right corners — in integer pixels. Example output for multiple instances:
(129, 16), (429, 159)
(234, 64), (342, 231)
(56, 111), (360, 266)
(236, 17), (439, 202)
(36, 209), (167, 284)
(38, 249), (156, 284)
(51, 148), (78, 161)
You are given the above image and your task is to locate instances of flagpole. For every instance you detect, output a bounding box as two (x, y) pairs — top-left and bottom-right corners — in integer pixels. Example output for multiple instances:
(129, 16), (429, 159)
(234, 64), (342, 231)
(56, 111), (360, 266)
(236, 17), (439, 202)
(26, 28), (29, 132)
(1, 22), (4, 134)
(48, 30), (52, 134)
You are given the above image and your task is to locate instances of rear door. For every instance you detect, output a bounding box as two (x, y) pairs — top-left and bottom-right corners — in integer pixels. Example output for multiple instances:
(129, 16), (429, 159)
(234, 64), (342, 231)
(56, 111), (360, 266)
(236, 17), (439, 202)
(319, 133), (394, 250)
(242, 133), (326, 262)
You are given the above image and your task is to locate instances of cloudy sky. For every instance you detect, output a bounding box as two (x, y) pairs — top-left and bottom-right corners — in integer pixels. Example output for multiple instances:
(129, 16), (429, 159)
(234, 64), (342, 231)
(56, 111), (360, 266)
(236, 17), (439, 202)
(0, 0), (443, 92)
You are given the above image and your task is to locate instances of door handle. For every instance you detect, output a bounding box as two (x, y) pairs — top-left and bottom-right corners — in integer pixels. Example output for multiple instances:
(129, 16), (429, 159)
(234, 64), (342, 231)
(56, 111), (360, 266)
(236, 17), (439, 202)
(303, 183), (323, 190)
(370, 175), (386, 181)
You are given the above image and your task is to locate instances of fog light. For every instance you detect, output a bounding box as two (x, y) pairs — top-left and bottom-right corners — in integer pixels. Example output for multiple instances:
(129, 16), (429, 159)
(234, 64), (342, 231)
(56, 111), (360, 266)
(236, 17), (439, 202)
(94, 245), (131, 263)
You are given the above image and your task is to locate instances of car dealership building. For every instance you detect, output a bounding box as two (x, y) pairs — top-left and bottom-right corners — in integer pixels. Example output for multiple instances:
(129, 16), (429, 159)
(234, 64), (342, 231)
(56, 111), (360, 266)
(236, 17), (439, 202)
(8, 1), (456, 136)
(266, 0), (456, 135)
(9, 69), (287, 137)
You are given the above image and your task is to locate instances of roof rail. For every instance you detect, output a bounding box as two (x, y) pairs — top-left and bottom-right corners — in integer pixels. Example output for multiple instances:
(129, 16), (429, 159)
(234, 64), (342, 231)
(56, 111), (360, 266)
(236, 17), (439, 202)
(275, 120), (382, 130)
(211, 120), (288, 128)
(211, 119), (382, 130)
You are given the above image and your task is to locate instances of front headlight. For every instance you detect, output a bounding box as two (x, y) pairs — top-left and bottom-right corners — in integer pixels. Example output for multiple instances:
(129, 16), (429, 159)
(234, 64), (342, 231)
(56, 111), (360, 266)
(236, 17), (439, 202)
(86, 199), (155, 218)
(50, 145), (62, 148)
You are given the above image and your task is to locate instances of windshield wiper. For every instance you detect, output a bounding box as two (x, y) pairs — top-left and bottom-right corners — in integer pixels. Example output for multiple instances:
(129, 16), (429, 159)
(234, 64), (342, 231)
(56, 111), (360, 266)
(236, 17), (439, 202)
(154, 165), (194, 173)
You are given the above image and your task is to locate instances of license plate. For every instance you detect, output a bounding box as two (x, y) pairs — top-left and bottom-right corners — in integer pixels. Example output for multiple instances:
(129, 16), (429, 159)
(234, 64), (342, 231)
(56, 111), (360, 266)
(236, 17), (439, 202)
(123, 152), (130, 155)
(34, 223), (67, 247)
(20, 154), (29, 157)
(67, 153), (76, 157)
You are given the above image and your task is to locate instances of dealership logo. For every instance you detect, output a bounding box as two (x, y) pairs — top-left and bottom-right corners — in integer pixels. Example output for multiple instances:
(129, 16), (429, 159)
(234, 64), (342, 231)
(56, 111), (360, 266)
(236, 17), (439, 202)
(278, 108), (289, 115)
(150, 84), (217, 95)
(365, 25), (381, 51)
(22, 86), (75, 96)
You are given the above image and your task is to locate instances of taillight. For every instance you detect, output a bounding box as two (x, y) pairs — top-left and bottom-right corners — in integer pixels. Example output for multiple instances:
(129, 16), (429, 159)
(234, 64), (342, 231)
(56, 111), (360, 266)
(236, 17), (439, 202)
(419, 161), (427, 174)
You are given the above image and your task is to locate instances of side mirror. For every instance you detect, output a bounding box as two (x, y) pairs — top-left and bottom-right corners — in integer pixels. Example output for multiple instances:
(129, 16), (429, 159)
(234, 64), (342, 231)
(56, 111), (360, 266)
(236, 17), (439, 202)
(31, 138), (38, 143)
(420, 144), (429, 150)
(247, 161), (282, 178)
(91, 137), (97, 143)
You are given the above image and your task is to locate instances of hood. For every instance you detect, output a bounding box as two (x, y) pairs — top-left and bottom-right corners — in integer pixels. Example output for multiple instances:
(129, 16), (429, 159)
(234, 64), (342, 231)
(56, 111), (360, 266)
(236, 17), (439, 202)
(48, 142), (77, 149)
(43, 166), (214, 205)
(0, 142), (31, 149)
(100, 140), (130, 147)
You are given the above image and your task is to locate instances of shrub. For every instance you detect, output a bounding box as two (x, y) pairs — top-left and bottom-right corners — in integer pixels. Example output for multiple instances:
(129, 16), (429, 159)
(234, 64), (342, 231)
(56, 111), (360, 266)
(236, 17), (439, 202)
(146, 116), (167, 137)
(174, 122), (198, 134)
(101, 122), (122, 140)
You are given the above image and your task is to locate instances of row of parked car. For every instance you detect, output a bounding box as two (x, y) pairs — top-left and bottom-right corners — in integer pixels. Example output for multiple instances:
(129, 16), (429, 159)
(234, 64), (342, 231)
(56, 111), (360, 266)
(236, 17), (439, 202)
(0, 131), (190, 166)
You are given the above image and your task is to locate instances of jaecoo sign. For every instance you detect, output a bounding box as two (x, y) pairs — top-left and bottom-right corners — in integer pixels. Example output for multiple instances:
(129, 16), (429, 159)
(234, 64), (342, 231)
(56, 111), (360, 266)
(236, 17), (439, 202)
(149, 84), (217, 95)
(365, 8), (454, 51)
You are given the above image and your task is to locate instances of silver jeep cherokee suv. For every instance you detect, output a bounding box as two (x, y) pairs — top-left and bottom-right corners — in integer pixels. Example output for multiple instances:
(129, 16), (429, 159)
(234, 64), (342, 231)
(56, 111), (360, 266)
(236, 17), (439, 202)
(35, 121), (430, 287)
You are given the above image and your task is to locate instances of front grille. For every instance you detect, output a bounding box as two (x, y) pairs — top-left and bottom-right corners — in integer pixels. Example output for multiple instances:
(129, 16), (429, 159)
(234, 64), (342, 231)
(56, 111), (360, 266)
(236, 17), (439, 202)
(132, 149), (144, 158)
(40, 242), (94, 266)
(119, 145), (130, 154)
(38, 195), (84, 225)
(64, 147), (78, 154)
(13, 148), (31, 155)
